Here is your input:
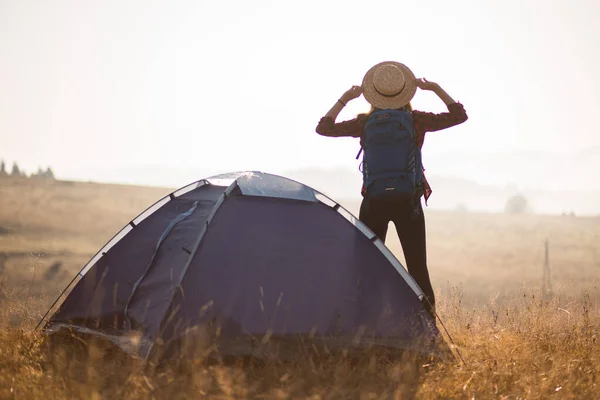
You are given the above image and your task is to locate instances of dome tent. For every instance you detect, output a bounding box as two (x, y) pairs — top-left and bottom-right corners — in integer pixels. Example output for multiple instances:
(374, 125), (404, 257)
(38, 171), (451, 362)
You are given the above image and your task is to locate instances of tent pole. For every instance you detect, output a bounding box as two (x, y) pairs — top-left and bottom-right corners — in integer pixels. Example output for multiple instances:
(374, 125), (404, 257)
(34, 273), (79, 331)
(424, 296), (466, 366)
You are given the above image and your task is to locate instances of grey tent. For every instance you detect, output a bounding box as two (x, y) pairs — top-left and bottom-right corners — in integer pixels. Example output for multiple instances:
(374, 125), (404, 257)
(39, 171), (449, 361)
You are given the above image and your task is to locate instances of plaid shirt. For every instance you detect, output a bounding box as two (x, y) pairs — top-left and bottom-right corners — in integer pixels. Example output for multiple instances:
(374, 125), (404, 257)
(315, 102), (468, 203)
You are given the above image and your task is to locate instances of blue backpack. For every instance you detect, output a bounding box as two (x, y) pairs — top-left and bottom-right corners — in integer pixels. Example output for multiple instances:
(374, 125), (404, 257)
(358, 109), (424, 201)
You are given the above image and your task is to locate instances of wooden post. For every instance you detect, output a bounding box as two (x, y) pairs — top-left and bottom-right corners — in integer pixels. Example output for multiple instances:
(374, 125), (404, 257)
(542, 239), (552, 298)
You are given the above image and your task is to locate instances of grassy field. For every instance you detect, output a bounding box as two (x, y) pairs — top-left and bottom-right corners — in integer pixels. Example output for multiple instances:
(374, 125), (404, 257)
(0, 177), (599, 398)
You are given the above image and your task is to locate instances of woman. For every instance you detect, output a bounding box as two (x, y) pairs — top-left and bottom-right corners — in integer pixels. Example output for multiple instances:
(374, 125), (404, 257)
(315, 61), (468, 316)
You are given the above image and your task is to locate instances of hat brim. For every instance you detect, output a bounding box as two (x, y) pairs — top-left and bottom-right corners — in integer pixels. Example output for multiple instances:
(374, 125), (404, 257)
(362, 61), (417, 109)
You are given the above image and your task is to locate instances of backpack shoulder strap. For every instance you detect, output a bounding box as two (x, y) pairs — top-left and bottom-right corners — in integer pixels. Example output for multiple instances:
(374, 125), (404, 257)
(355, 144), (363, 160)
(355, 111), (376, 160)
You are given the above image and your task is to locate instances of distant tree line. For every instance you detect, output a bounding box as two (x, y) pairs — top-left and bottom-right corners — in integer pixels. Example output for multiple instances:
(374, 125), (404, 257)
(0, 159), (55, 180)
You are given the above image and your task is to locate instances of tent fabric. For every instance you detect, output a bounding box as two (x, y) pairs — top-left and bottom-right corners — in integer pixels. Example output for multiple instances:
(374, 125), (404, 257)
(47, 182), (227, 333)
(42, 171), (447, 361)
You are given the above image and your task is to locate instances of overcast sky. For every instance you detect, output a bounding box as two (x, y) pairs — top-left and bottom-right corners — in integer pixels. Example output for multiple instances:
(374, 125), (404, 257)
(1, 0), (599, 188)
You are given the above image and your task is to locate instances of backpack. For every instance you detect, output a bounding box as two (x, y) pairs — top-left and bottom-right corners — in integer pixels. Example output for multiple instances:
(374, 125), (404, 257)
(358, 109), (424, 201)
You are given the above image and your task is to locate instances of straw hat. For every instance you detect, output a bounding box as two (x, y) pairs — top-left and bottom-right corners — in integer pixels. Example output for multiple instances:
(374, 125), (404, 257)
(362, 61), (417, 109)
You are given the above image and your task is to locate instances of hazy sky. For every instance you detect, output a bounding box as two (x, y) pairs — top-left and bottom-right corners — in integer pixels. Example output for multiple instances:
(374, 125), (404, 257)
(1, 0), (599, 188)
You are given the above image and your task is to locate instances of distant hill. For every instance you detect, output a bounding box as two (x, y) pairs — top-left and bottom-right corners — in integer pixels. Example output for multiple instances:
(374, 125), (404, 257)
(32, 146), (600, 216)
(422, 147), (600, 192)
(283, 167), (600, 216)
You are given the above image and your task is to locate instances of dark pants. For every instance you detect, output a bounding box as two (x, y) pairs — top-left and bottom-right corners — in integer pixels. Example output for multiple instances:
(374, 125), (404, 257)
(358, 195), (436, 314)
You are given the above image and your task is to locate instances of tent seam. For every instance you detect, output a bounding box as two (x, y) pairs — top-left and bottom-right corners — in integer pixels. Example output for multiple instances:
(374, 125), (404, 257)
(123, 200), (200, 329)
(144, 181), (237, 359)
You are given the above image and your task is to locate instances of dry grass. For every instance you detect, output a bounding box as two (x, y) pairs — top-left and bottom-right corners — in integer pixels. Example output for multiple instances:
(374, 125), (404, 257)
(1, 285), (598, 399)
(0, 178), (599, 398)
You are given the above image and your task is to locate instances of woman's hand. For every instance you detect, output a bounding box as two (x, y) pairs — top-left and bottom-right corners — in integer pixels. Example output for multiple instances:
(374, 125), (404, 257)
(323, 85), (362, 120)
(417, 78), (457, 105)
(340, 85), (363, 103)
(415, 78), (441, 92)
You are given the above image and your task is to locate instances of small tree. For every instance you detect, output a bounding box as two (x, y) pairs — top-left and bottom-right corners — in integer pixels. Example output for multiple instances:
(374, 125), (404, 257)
(504, 194), (530, 214)
(11, 162), (20, 177)
(0, 160), (6, 175)
(44, 167), (55, 180)
(31, 167), (43, 179)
